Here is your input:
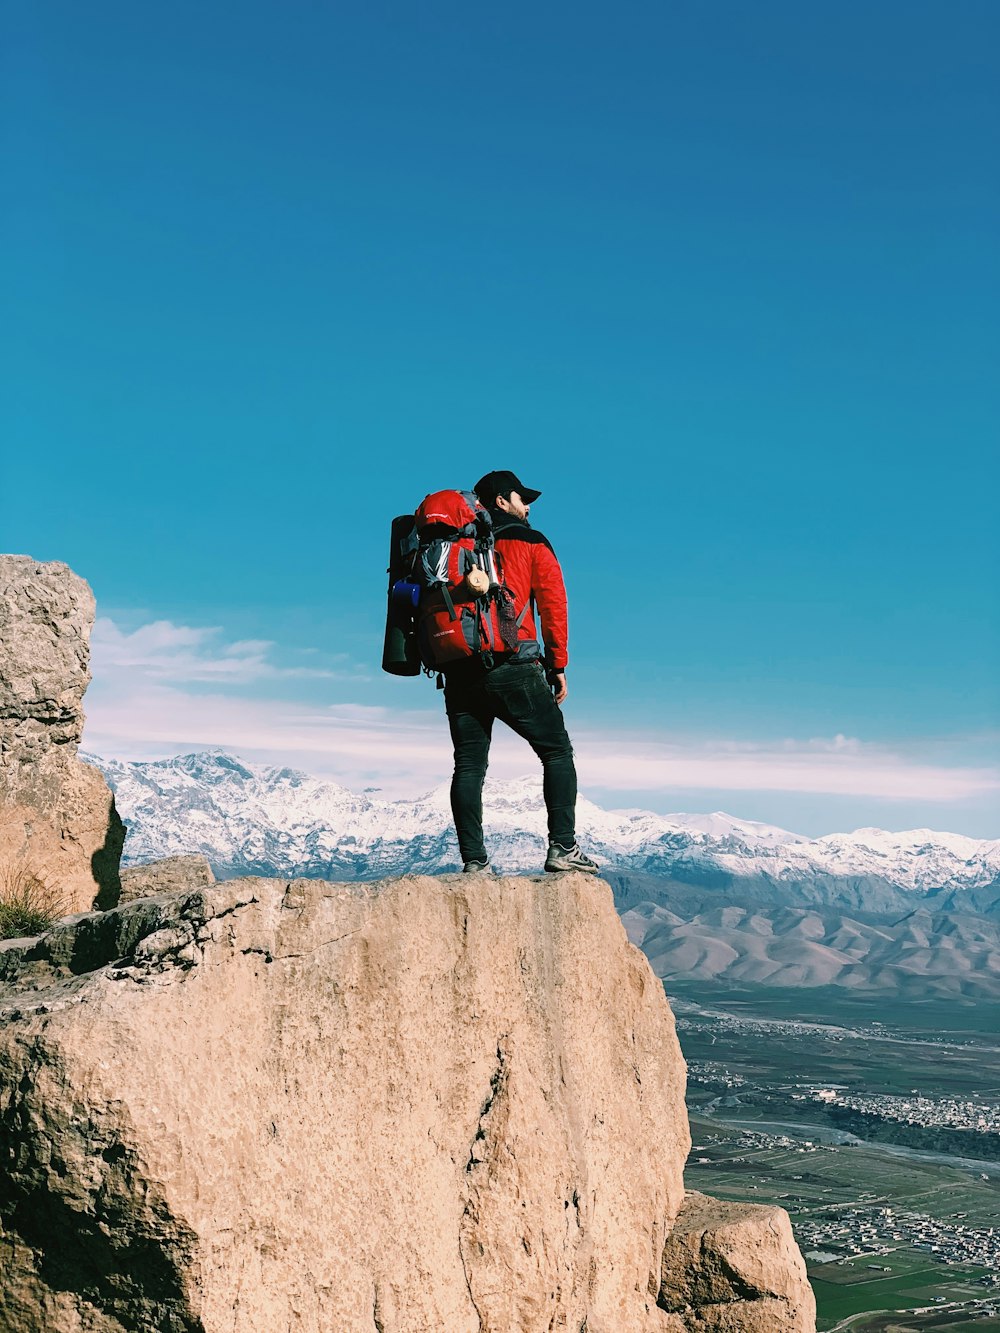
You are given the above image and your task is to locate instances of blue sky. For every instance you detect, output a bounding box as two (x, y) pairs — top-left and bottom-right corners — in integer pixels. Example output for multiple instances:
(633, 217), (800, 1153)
(4, 1), (998, 835)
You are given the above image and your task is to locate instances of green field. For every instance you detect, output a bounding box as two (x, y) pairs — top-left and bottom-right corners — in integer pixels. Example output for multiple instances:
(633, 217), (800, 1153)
(686, 1114), (1000, 1328)
(677, 980), (1000, 1332)
(845, 1318), (1000, 1332)
(667, 982), (1000, 1041)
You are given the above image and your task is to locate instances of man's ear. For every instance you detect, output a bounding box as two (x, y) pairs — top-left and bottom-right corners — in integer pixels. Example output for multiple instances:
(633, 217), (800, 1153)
(494, 495), (510, 513)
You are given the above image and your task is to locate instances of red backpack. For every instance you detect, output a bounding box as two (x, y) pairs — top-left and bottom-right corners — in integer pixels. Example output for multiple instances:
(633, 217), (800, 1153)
(381, 490), (523, 676)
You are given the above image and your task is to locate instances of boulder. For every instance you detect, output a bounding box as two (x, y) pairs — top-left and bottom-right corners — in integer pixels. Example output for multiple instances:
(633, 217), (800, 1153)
(658, 1190), (816, 1331)
(0, 872), (697, 1332)
(0, 555), (123, 917)
(119, 854), (215, 902)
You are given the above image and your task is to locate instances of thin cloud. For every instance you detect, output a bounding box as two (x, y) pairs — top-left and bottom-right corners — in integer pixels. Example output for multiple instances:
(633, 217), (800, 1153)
(82, 617), (999, 806)
(573, 732), (998, 802)
(82, 675), (1000, 806)
(90, 617), (358, 685)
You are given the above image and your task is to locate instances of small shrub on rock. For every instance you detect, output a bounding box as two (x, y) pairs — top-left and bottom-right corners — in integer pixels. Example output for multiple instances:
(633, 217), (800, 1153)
(0, 865), (65, 939)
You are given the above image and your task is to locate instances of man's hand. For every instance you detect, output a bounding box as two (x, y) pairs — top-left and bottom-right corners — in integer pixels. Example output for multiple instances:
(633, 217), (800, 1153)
(547, 670), (568, 705)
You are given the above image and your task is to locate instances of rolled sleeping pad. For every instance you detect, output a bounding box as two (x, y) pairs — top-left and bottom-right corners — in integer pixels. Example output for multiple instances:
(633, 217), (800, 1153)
(382, 513), (421, 675)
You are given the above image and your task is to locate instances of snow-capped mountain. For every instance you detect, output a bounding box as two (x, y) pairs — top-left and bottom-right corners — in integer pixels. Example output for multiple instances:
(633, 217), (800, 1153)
(88, 751), (1000, 916)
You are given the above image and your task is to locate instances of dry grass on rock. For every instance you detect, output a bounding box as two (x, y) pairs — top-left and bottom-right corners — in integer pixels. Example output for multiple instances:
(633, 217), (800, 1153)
(0, 863), (65, 939)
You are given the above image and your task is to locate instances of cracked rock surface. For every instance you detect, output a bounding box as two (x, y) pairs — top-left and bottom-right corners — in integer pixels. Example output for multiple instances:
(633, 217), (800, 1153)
(120, 855), (215, 902)
(0, 554), (123, 913)
(0, 872), (693, 1332)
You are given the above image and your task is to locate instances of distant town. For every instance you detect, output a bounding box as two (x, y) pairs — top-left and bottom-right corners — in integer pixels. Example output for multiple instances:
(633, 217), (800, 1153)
(689, 1118), (1000, 1270)
(678, 995), (1000, 1331)
(688, 1121), (1000, 1326)
(801, 1088), (1000, 1135)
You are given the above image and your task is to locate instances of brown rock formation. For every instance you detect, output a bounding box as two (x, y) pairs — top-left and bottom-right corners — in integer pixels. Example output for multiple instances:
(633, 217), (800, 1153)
(659, 1191), (816, 1330)
(0, 555), (123, 916)
(119, 854), (215, 902)
(0, 872), (706, 1331)
(0, 555), (817, 1331)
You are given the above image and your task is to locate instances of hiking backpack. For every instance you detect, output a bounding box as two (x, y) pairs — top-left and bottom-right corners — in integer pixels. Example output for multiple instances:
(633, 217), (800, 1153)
(381, 490), (524, 677)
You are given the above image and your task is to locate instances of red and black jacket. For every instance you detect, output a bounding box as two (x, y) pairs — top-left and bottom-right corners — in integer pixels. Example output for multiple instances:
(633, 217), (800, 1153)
(491, 514), (569, 671)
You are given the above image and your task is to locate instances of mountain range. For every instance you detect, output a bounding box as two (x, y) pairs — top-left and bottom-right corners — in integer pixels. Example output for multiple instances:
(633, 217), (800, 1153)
(90, 750), (1000, 1000)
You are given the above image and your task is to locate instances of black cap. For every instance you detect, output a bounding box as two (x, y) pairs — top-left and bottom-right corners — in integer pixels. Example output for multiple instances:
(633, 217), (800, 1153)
(474, 470), (542, 507)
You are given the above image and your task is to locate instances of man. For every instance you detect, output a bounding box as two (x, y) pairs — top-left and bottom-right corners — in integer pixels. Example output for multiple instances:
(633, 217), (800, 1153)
(442, 468), (598, 876)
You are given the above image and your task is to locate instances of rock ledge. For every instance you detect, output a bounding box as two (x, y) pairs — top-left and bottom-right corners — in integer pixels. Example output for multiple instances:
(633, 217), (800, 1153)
(1, 872), (711, 1331)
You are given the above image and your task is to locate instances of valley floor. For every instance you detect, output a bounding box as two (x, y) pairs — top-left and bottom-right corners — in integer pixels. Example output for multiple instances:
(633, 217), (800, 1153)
(673, 984), (1000, 1331)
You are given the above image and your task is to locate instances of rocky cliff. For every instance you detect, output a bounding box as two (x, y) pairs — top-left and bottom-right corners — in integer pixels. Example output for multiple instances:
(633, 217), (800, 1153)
(0, 870), (814, 1332)
(0, 555), (123, 915)
(0, 555), (815, 1331)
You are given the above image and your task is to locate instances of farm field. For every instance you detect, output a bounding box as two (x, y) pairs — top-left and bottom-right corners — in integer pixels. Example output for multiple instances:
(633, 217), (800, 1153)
(674, 984), (1000, 1330)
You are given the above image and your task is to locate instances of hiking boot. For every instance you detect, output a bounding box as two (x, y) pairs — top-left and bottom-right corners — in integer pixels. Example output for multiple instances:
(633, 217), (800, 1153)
(462, 858), (494, 874)
(544, 843), (599, 874)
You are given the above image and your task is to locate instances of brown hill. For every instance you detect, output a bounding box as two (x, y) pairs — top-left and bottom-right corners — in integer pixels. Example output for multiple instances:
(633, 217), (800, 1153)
(625, 901), (1000, 999)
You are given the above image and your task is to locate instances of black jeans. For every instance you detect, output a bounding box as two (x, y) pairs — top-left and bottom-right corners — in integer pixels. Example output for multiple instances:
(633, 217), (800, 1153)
(444, 658), (577, 864)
